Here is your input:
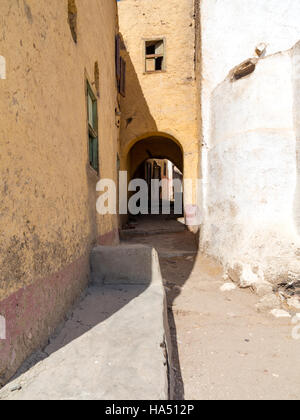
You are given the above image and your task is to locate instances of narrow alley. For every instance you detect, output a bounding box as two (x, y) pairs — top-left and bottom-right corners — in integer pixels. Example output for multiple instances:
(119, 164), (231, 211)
(2, 0), (300, 403)
(2, 216), (300, 400)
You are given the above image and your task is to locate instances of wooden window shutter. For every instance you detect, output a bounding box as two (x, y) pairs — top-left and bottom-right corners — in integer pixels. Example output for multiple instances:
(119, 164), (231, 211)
(115, 34), (121, 82)
(119, 57), (126, 97)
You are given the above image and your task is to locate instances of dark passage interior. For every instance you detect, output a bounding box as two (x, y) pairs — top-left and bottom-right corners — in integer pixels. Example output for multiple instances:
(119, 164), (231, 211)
(127, 135), (184, 217)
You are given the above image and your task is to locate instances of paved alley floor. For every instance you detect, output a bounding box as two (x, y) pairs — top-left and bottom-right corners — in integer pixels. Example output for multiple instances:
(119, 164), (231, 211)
(124, 215), (300, 400)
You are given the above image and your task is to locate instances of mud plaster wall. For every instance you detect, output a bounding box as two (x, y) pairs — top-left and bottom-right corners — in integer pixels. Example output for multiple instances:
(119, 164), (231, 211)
(0, 0), (119, 384)
(118, 0), (200, 207)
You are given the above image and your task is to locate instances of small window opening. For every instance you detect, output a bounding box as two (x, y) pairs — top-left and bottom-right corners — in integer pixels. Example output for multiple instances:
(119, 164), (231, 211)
(146, 44), (156, 55)
(155, 56), (163, 71)
(145, 40), (165, 73)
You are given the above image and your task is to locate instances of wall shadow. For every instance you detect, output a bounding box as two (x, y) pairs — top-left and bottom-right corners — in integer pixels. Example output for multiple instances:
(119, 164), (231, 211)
(119, 38), (158, 155)
(4, 217), (198, 400)
(122, 214), (199, 400)
(3, 275), (150, 390)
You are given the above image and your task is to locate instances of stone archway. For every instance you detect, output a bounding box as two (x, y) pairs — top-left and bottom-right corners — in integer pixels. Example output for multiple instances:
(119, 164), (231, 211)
(121, 133), (184, 217)
(128, 134), (183, 178)
(120, 132), (200, 229)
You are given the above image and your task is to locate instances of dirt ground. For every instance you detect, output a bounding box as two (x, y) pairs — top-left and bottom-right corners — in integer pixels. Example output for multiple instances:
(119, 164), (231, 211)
(124, 215), (300, 401)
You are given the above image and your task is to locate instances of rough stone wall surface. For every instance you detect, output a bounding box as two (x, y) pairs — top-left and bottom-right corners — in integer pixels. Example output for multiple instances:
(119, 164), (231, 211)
(0, 0), (119, 384)
(118, 0), (200, 206)
(199, 0), (300, 281)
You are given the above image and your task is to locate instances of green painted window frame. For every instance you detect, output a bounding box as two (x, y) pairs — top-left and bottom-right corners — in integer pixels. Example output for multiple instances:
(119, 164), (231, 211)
(87, 81), (99, 173)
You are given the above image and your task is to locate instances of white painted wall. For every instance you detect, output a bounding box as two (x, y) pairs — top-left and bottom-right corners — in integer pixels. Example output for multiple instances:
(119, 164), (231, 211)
(292, 42), (300, 237)
(200, 0), (300, 282)
(201, 0), (300, 102)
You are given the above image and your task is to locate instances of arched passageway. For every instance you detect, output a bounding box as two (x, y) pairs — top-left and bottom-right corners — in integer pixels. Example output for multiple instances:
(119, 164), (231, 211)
(125, 134), (184, 216)
(128, 135), (183, 178)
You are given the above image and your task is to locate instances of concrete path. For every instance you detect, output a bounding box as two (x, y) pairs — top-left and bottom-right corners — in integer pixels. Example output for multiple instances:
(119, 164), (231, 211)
(123, 215), (300, 400)
(0, 246), (169, 400)
(120, 214), (186, 239)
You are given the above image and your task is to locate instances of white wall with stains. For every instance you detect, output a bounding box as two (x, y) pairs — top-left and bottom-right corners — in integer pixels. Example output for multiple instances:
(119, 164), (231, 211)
(200, 0), (300, 283)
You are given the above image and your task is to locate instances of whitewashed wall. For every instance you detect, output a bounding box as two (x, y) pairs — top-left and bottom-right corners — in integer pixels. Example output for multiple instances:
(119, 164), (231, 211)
(200, 0), (300, 282)
(200, 0), (300, 108)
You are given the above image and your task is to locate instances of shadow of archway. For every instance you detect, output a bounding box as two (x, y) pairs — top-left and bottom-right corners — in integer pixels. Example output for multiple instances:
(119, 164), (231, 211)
(121, 215), (199, 400)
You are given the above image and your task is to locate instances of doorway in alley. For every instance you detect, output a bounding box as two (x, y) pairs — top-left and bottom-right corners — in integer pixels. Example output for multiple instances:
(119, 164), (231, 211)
(132, 158), (183, 215)
(126, 134), (184, 217)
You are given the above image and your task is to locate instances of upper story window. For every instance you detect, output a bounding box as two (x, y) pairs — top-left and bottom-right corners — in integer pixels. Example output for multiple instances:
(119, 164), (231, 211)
(115, 34), (126, 97)
(87, 81), (99, 173)
(145, 39), (165, 73)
